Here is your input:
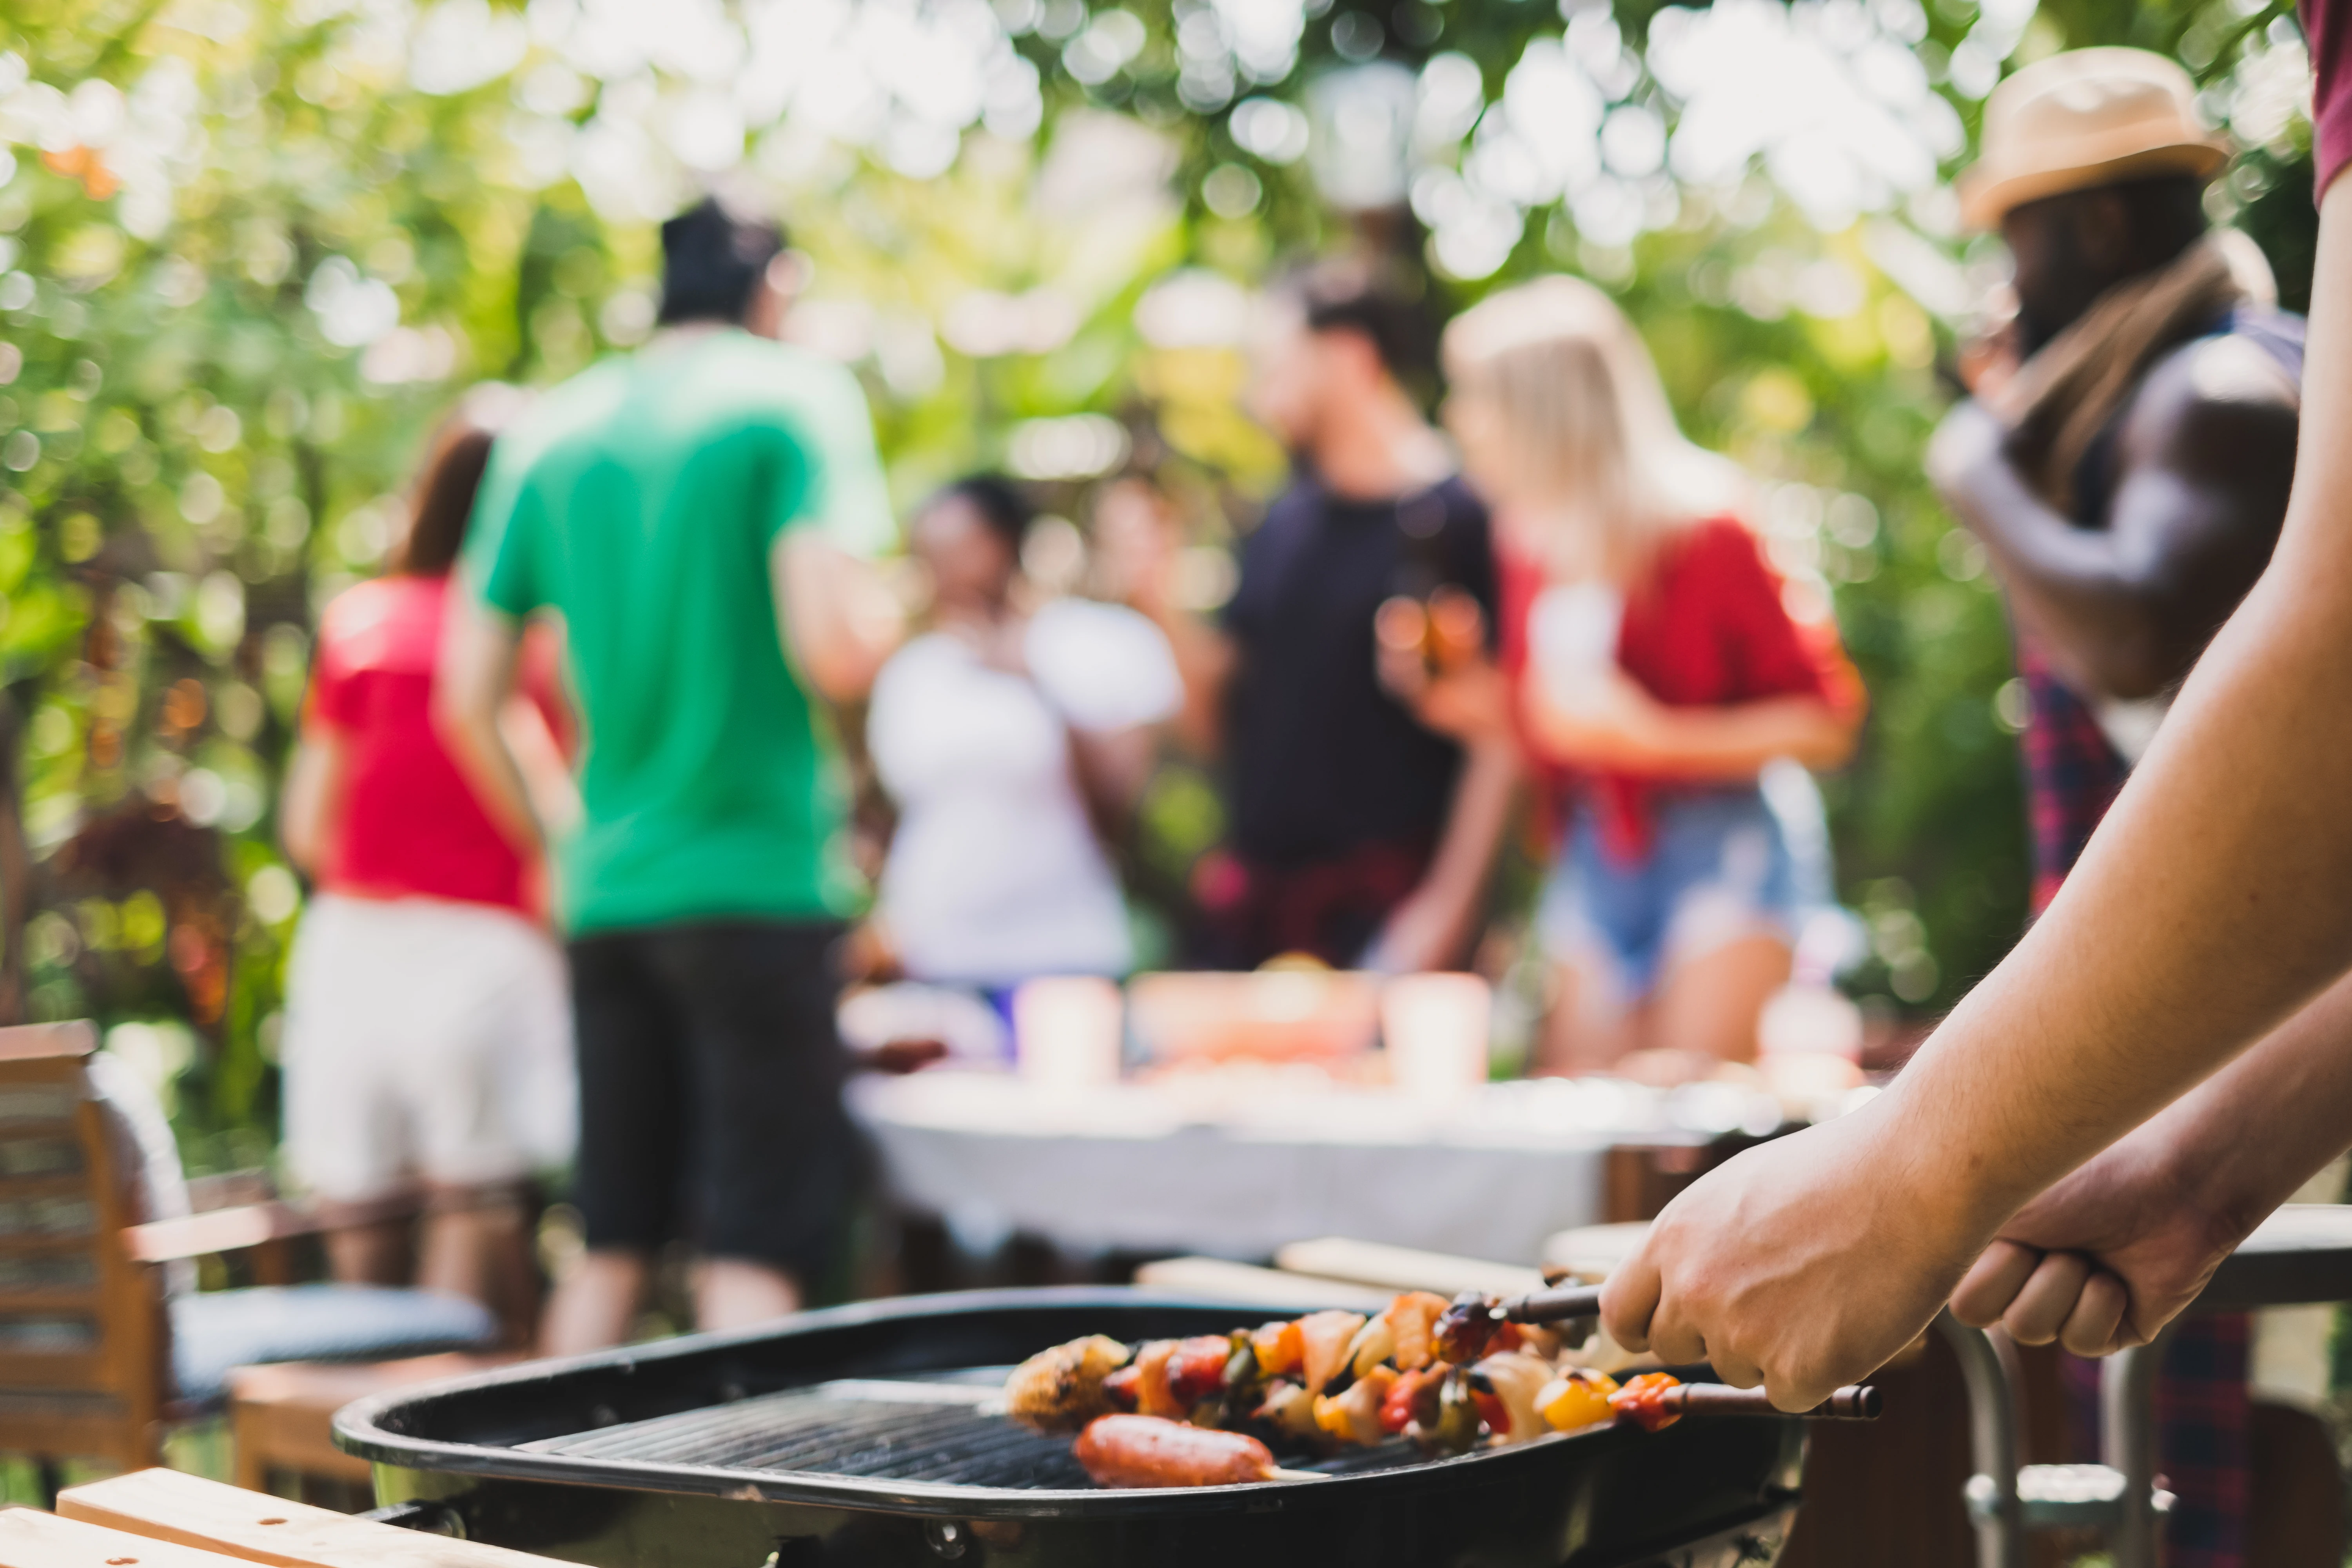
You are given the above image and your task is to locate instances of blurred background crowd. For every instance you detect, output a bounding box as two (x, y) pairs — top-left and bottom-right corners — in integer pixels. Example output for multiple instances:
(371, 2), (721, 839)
(4, 0), (2321, 1178)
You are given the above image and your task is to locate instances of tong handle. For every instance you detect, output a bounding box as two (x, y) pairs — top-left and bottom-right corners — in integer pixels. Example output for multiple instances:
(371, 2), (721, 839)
(1497, 1283), (1605, 1324)
(1486, 1287), (1882, 1421)
(1660, 1383), (1882, 1421)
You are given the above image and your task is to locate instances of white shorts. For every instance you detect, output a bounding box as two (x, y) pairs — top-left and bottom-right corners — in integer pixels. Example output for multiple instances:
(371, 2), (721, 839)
(281, 894), (575, 1202)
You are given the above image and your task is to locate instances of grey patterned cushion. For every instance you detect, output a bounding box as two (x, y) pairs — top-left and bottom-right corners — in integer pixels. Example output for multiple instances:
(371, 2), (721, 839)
(170, 1284), (498, 1408)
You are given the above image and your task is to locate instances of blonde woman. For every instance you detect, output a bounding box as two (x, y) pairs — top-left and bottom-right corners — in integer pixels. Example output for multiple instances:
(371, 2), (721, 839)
(1438, 277), (1865, 1074)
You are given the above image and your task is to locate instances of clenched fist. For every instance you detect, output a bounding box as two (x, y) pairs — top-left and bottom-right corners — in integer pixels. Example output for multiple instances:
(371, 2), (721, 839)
(1601, 1098), (1993, 1411)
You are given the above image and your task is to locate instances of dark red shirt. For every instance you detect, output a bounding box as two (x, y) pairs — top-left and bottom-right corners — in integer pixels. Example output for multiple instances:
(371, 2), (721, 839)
(2311, 0), (2352, 198)
(1499, 516), (1864, 863)
(305, 573), (565, 916)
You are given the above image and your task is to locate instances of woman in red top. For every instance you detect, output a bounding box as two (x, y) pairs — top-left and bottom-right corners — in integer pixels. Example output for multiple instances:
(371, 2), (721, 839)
(1438, 278), (1864, 1074)
(277, 387), (575, 1330)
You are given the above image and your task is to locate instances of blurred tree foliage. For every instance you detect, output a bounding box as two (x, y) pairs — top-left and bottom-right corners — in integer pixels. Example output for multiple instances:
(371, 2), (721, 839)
(0, 0), (2318, 1165)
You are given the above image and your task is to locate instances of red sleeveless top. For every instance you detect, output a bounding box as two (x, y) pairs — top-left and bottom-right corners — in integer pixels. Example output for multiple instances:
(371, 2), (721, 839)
(1497, 517), (1864, 865)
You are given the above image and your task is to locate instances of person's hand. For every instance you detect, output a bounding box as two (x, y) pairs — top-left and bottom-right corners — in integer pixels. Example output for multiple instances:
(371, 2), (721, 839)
(838, 918), (906, 985)
(1949, 1123), (2241, 1357)
(1601, 1100), (1987, 1410)
(1419, 661), (1513, 742)
(1521, 666), (1667, 769)
(1925, 398), (2010, 502)
(1955, 316), (2024, 401)
(1361, 879), (1469, 974)
(850, 1036), (953, 1074)
(1377, 636), (1513, 744)
(521, 851), (563, 930)
(1093, 481), (1185, 618)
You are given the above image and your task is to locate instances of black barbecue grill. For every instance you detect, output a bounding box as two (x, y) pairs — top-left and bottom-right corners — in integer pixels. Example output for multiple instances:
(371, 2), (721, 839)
(337, 1287), (1810, 1568)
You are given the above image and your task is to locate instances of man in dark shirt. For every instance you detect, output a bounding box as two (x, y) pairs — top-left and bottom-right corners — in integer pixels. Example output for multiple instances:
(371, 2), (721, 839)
(1129, 267), (1515, 971)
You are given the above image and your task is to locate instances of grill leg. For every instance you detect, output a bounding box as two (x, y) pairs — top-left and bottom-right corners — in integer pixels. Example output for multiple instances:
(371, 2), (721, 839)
(355, 1501), (465, 1537)
(1939, 1310), (2025, 1568)
(2100, 1328), (2175, 1568)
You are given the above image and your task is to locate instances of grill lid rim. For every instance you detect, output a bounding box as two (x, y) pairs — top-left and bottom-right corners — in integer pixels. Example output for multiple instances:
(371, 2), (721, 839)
(330, 1286), (1780, 1523)
(332, 1414), (1656, 1521)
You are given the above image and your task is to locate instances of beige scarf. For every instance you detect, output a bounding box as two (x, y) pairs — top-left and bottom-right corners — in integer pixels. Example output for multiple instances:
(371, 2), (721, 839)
(1988, 236), (2247, 516)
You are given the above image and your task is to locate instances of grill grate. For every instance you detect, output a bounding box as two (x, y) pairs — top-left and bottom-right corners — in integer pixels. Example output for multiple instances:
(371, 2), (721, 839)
(518, 1372), (1433, 1491)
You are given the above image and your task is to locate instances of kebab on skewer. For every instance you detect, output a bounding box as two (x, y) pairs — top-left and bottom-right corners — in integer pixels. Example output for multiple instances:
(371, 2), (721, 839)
(1004, 1285), (1878, 1488)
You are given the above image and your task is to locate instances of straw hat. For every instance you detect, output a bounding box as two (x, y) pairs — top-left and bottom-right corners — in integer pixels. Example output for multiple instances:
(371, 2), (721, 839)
(1958, 47), (2230, 230)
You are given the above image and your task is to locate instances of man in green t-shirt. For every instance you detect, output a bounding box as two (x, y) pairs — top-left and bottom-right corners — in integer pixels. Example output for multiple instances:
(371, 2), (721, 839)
(438, 197), (902, 1353)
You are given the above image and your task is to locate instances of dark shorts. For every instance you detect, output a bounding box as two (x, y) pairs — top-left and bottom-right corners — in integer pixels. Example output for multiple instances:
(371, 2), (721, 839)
(567, 920), (858, 1279)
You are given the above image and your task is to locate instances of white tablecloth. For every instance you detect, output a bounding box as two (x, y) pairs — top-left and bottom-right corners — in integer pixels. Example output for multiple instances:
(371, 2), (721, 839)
(849, 1071), (1764, 1265)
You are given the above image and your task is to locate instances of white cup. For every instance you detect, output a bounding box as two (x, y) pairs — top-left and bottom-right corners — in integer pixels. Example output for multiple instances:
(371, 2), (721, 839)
(1381, 973), (1492, 1100)
(1013, 977), (1124, 1088)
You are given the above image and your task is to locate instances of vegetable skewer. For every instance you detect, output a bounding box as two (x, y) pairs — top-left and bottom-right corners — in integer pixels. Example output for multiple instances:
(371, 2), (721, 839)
(1005, 1290), (1880, 1488)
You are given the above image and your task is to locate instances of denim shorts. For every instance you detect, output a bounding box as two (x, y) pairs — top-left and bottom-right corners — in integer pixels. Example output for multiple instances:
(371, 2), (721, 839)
(1536, 787), (1800, 1002)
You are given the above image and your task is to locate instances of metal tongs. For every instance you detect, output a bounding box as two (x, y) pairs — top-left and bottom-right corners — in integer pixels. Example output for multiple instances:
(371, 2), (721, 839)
(1459, 1283), (1884, 1422)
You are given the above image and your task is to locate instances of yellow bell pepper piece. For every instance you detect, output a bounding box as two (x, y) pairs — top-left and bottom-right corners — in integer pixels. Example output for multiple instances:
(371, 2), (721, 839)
(1537, 1371), (1619, 1432)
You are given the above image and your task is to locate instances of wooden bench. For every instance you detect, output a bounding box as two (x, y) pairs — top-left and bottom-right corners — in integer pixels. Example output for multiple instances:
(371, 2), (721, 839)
(42, 1468), (550, 1568)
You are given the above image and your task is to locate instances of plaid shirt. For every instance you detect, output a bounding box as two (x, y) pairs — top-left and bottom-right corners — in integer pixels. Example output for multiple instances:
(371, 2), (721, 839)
(2017, 639), (2130, 913)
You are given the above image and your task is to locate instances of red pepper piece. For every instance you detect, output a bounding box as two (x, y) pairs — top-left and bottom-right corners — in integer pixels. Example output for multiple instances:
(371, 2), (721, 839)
(1609, 1372), (1683, 1433)
(1166, 1336), (1240, 1407)
(1102, 1363), (1142, 1412)
(1379, 1367), (1444, 1434)
(1470, 1388), (1510, 1436)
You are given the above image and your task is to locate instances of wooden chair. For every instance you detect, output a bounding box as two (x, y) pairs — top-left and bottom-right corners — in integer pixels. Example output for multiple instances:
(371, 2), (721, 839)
(223, 1353), (520, 1499)
(0, 1023), (499, 1490)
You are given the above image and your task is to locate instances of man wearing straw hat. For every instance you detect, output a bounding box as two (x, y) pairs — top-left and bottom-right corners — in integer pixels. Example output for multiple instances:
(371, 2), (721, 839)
(1596, 27), (2352, 1543)
(1924, 48), (2305, 1564)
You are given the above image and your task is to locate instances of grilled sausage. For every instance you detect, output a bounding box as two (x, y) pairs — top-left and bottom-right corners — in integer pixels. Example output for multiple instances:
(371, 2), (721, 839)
(1073, 1414), (1279, 1488)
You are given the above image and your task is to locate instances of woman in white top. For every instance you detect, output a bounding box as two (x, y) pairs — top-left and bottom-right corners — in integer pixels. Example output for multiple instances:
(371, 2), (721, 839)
(866, 475), (1180, 993)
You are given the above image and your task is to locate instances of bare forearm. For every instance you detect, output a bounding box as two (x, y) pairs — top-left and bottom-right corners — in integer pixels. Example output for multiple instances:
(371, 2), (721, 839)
(444, 703), (544, 857)
(777, 534), (904, 704)
(1134, 594), (1231, 757)
(278, 734), (346, 877)
(1942, 454), (2169, 695)
(501, 695), (581, 842)
(1640, 697), (1855, 776)
(435, 597), (544, 857)
(1424, 738), (1518, 901)
(1371, 738), (1519, 971)
(1879, 186), (2352, 1239)
(2143, 971), (2352, 1242)
(1067, 725), (1156, 839)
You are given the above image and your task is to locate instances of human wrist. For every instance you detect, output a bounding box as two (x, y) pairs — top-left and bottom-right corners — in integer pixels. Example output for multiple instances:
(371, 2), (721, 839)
(1861, 1072), (2040, 1250)
(2160, 1105), (2307, 1254)
(1614, 696), (1682, 769)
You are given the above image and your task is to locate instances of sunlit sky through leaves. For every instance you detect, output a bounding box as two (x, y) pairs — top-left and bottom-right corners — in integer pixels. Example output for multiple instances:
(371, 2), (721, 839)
(0, 0), (2315, 328)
